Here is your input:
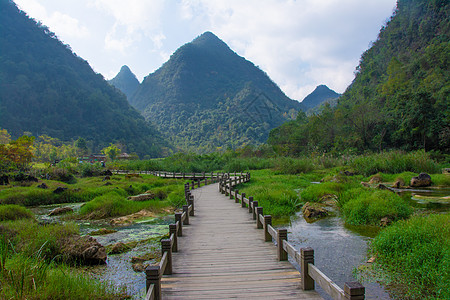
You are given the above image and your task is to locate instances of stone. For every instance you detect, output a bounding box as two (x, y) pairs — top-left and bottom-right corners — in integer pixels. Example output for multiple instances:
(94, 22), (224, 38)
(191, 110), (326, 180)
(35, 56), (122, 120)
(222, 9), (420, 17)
(62, 235), (107, 265)
(391, 178), (405, 189)
(380, 217), (393, 227)
(37, 182), (48, 189)
(109, 242), (129, 254)
(376, 184), (390, 190)
(342, 171), (354, 176)
(369, 175), (382, 184)
(302, 202), (328, 219)
(410, 173), (432, 187)
(128, 192), (155, 201)
(53, 187), (68, 194)
(110, 209), (156, 226)
(102, 170), (113, 176)
(48, 206), (73, 216)
(361, 182), (370, 188)
(132, 263), (145, 272)
(102, 175), (110, 181)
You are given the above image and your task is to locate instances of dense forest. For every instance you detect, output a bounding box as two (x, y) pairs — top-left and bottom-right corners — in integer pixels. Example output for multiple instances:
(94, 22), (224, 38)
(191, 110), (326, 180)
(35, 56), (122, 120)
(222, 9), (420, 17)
(0, 0), (170, 158)
(130, 32), (303, 152)
(269, 0), (449, 156)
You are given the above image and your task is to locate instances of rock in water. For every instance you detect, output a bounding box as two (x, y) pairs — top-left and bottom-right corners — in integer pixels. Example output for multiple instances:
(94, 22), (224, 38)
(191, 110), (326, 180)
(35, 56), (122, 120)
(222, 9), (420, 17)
(62, 236), (107, 265)
(48, 206), (73, 216)
(302, 202), (328, 219)
(410, 173), (432, 187)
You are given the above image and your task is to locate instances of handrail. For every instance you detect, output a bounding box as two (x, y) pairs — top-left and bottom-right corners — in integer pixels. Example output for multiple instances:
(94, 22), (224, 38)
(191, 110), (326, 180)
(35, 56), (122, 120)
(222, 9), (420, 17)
(308, 263), (345, 300)
(218, 173), (365, 300)
(144, 171), (364, 300)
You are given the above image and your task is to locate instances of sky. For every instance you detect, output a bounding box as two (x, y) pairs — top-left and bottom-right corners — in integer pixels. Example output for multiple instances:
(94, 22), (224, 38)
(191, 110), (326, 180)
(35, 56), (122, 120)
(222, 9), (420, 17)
(14, 0), (397, 101)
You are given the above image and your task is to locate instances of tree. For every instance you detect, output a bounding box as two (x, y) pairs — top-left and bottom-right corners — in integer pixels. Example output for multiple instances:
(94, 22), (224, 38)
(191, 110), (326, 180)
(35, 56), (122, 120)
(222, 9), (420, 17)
(101, 144), (121, 161)
(75, 138), (88, 156)
(0, 135), (35, 172)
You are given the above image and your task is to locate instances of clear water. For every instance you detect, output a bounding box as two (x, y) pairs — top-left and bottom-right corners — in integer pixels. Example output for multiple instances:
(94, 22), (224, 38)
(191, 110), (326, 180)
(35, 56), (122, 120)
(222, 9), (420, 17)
(284, 213), (391, 300)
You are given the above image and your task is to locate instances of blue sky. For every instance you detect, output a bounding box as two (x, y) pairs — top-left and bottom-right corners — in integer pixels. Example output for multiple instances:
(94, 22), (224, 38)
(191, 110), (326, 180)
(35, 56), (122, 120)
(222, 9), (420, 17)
(14, 0), (397, 101)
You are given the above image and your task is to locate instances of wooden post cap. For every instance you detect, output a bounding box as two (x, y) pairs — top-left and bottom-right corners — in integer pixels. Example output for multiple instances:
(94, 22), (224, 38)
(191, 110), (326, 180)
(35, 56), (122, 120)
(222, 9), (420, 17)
(344, 282), (365, 299)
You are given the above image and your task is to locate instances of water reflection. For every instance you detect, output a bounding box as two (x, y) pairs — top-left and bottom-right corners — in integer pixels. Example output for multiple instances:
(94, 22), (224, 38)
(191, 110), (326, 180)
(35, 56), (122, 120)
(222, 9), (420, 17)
(285, 213), (391, 299)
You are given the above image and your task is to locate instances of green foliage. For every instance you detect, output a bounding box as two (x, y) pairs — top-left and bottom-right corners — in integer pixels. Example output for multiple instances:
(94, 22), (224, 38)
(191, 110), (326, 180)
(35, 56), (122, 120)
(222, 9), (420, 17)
(371, 214), (450, 299)
(0, 205), (33, 221)
(269, 0), (450, 155)
(101, 144), (121, 161)
(342, 189), (412, 225)
(0, 1), (169, 158)
(350, 150), (441, 176)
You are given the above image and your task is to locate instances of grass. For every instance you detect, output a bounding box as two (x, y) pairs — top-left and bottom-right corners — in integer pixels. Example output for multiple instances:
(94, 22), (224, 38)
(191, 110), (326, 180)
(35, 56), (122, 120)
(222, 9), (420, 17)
(341, 188), (412, 225)
(235, 169), (322, 217)
(371, 214), (449, 299)
(78, 191), (170, 219)
(0, 204), (34, 221)
(350, 150), (441, 176)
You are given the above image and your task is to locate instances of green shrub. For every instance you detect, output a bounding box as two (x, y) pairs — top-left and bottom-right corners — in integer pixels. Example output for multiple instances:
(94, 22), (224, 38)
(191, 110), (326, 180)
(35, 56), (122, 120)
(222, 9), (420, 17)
(342, 189), (412, 225)
(0, 205), (34, 221)
(371, 214), (450, 299)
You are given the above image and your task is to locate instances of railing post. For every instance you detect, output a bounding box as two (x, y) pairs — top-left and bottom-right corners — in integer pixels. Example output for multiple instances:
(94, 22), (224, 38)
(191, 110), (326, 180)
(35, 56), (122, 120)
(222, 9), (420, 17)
(145, 266), (161, 300)
(188, 195), (194, 216)
(252, 201), (259, 220)
(256, 207), (263, 229)
(264, 215), (272, 241)
(175, 212), (183, 236)
(183, 205), (189, 225)
(235, 189), (239, 203)
(225, 183), (229, 196)
(344, 282), (365, 300)
(229, 186), (234, 199)
(191, 181), (195, 189)
(248, 196), (253, 213)
(277, 228), (288, 261)
(197, 180), (200, 188)
(300, 247), (315, 290)
(161, 239), (172, 275)
(169, 224), (178, 252)
(241, 192), (246, 208)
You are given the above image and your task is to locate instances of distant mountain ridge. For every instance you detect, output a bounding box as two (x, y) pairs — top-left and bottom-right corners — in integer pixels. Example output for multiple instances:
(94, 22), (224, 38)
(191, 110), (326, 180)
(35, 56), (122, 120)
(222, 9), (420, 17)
(108, 65), (140, 99)
(0, 0), (169, 157)
(130, 31), (303, 152)
(301, 85), (340, 111)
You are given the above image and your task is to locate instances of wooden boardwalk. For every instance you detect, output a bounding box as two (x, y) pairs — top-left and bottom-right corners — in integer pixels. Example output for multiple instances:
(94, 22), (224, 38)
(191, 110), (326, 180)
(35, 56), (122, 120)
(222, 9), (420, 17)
(160, 183), (323, 299)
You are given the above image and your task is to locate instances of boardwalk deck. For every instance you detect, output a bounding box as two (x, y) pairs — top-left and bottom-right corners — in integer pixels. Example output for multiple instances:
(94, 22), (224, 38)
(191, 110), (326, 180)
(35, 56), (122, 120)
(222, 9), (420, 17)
(161, 183), (323, 299)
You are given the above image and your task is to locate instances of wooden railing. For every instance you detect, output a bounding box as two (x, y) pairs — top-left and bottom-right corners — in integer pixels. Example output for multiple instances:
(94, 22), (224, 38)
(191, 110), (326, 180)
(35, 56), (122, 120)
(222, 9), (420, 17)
(115, 170), (247, 179)
(144, 173), (250, 300)
(218, 176), (365, 300)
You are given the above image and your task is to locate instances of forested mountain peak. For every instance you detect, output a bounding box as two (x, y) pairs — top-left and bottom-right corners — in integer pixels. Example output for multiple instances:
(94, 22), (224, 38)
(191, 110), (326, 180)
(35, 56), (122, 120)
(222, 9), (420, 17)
(0, 0), (170, 157)
(301, 85), (340, 110)
(108, 65), (140, 99)
(130, 31), (302, 152)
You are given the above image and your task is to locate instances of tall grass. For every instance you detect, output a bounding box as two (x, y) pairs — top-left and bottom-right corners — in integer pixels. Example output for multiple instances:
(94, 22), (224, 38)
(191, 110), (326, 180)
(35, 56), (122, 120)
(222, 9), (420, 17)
(371, 214), (449, 299)
(350, 150), (441, 176)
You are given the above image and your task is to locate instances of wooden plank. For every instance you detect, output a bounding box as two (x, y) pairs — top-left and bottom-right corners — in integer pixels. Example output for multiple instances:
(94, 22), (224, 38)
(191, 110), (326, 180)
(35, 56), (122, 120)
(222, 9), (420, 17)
(268, 224), (278, 239)
(159, 252), (168, 275)
(158, 183), (322, 299)
(308, 263), (344, 300)
(145, 284), (155, 300)
(283, 240), (299, 261)
(258, 213), (265, 224)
